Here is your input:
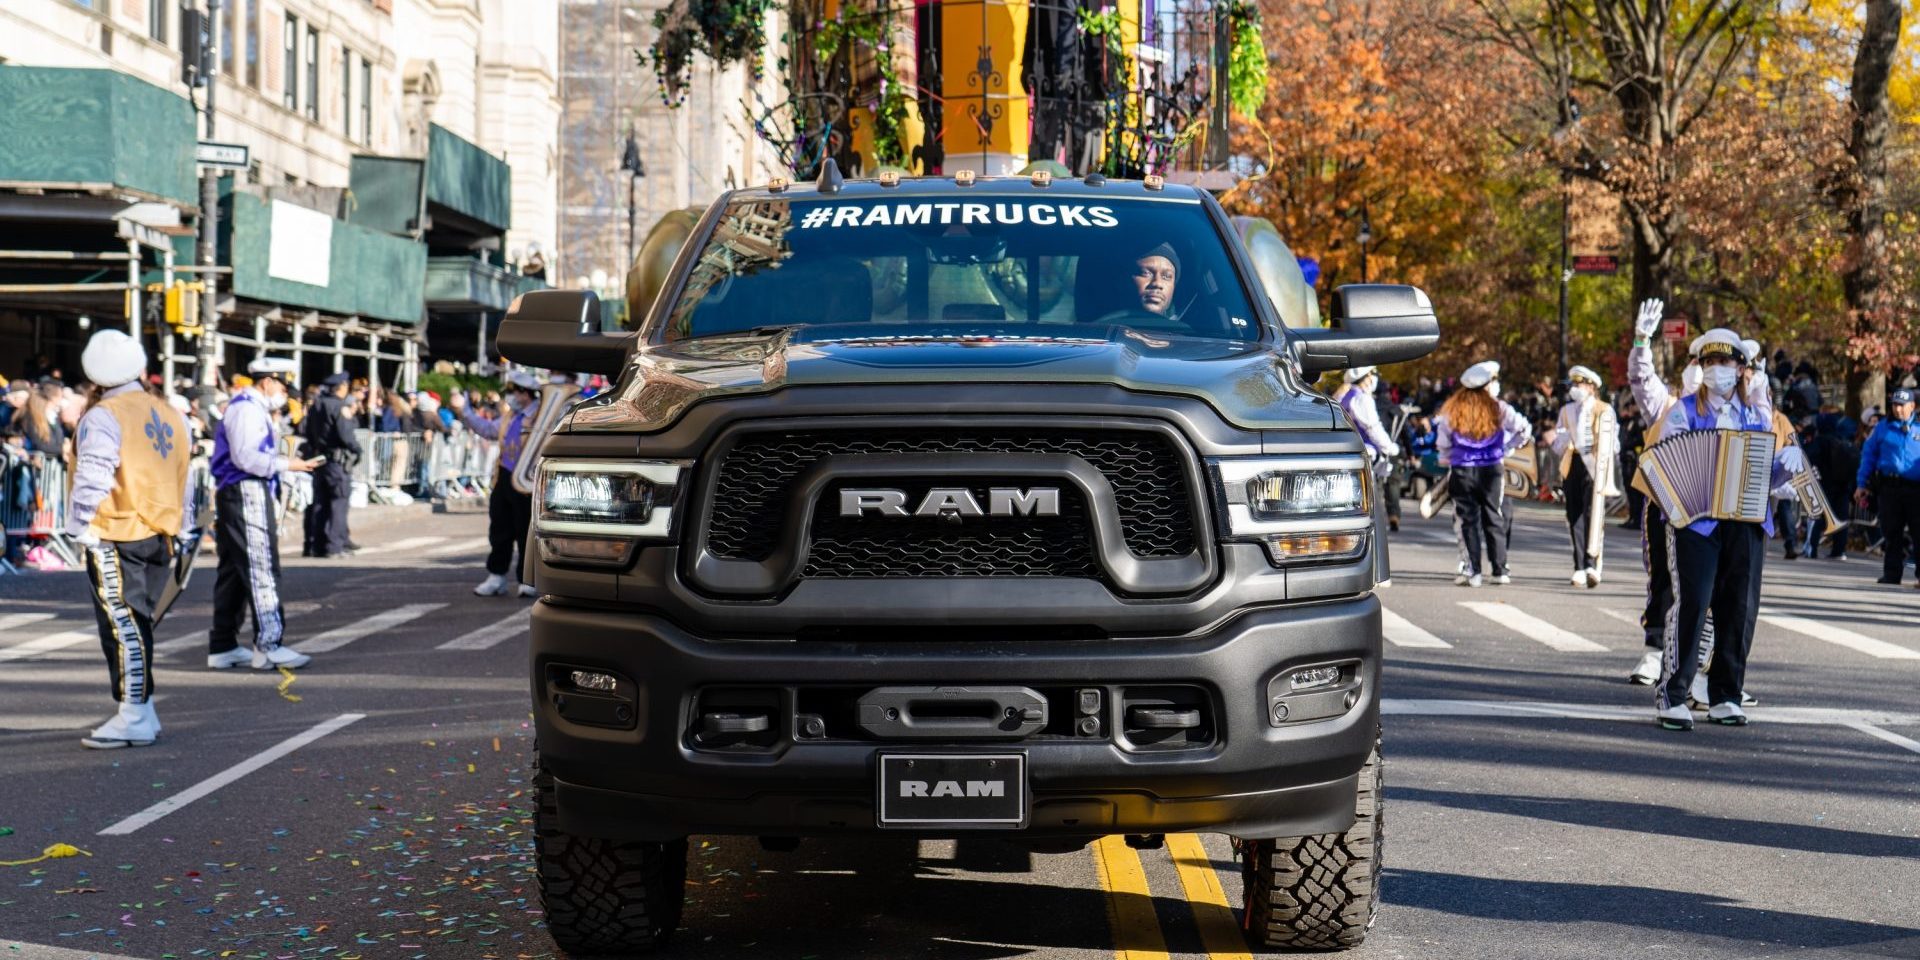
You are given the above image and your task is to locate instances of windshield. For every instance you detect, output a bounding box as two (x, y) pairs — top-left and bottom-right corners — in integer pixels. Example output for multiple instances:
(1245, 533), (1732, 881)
(657, 194), (1263, 344)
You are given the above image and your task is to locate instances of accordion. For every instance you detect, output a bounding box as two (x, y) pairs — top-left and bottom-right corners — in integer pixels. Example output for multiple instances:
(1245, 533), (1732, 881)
(1638, 428), (1777, 527)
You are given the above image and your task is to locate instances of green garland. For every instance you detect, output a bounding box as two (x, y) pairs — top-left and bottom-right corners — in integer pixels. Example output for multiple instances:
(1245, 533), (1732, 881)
(638, 0), (776, 108)
(813, 9), (911, 166)
(1225, 0), (1268, 118)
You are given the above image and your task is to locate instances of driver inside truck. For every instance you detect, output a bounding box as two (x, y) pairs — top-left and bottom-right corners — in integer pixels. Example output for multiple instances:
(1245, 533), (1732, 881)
(1129, 242), (1180, 316)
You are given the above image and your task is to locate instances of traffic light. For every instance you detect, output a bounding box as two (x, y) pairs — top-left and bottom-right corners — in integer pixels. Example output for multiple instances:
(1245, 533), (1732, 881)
(181, 6), (207, 88)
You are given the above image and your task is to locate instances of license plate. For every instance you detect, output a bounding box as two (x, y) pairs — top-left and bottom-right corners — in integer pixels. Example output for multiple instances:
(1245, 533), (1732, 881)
(877, 753), (1026, 828)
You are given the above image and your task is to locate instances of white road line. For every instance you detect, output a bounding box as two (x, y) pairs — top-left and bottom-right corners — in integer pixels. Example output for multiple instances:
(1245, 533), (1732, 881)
(354, 535), (449, 556)
(1597, 608), (1644, 629)
(298, 603), (448, 653)
(1757, 610), (1920, 660)
(1381, 698), (1920, 727)
(0, 611), (58, 633)
(429, 536), (492, 556)
(1380, 607), (1452, 649)
(152, 632), (204, 655)
(98, 713), (365, 836)
(1459, 601), (1609, 653)
(0, 629), (95, 662)
(437, 609), (531, 650)
(1843, 721), (1920, 757)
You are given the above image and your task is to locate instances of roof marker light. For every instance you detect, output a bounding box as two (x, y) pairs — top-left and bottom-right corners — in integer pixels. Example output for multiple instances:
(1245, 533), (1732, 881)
(1143, 174), (1165, 191)
(878, 170), (901, 187)
(954, 169), (976, 187)
(1030, 170), (1052, 187)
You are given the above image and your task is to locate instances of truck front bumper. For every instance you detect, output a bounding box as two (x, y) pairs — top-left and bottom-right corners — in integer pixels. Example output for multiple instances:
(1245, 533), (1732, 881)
(532, 594), (1381, 841)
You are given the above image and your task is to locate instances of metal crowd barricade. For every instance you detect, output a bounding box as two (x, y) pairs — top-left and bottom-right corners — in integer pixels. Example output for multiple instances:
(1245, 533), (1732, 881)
(1, 451), (77, 571)
(348, 429), (500, 504)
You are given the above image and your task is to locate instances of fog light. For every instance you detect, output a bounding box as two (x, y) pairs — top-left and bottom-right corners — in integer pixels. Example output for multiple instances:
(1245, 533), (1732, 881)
(1290, 666), (1341, 691)
(538, 535), (636, 567)
(570, 670), (619, 692)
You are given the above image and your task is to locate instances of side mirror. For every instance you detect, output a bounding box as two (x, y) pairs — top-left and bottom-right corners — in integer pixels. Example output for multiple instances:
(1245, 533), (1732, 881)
(497, 289), (635, 376)
(1291, 283), (1440, 376)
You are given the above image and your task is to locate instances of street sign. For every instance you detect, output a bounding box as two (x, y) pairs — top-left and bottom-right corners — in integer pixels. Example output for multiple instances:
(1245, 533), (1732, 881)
(196, 140), (250, 169)
(1662, 318), (1689, 343)
(1571, 255), (1618, 275)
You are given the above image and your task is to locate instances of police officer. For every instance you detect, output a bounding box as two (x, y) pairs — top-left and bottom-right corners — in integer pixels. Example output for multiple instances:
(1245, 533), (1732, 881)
(209, 357), (322, 670)
(1551, 365), (1619, 588)
(1335, 366), (1401, 530)
(1855, 388), (1920, 586)
(301, 372), (360, 557)
(64, 330), (193, 749)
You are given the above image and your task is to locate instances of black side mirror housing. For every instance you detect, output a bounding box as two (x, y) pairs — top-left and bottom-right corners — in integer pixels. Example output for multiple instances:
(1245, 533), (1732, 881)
(1291, 284), (1441, 376)
(497, 290), (635, 376)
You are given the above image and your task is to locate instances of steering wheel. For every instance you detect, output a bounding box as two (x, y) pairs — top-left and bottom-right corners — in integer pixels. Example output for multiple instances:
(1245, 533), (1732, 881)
(1092, 308), (1173, 328)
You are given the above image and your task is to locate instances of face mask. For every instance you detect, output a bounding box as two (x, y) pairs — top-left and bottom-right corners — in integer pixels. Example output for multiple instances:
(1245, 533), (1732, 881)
(1568, 384), (1591, 403)
(1703, 366), (1738, 397)
(1681, 363), (1703, 395)
(264, 391), (288, 411)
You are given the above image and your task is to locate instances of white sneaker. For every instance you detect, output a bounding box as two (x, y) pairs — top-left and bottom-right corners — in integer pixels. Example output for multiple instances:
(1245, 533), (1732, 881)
(1570, 571), (1587, 586)
(1707, 702), (1749, 726)
(1584, 568), (1602, 588)
(474, 573), (511, 597)
(1740, 690), (1758, 707)
(1655, 704), (1694, 731)
(1454, 572), (1472, 586)
(517, 582), (537, 598)
(253, 645), (313, 670)
(1628, 650), (1662, 685)
(82, 701), (159, 749)
(1489, 573), (1511, 585)
(207, 648), (253, 670)
(1687, 674), (1710, 710)
(1467, 573), (1484, 588)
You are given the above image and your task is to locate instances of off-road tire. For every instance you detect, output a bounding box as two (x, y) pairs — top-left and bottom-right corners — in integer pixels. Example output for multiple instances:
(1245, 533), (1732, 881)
(533, 748), (687, 956)
(1239, 736), (1382, 951)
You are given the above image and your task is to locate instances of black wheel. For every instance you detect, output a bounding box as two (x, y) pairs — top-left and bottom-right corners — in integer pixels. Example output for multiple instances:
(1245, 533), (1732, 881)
(1239, 737), (1382, 951)
(534, 748), (687, 956)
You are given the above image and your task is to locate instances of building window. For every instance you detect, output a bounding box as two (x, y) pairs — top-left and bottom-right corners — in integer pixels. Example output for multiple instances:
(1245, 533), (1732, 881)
(148, 0), (168, 44)
(283, 15), (297, 110)
(360, 58), (372, 146)
(245, 0), (259, 87)
(345, 52), (359, 139)
(305, 27), (320, 121)
(222, 0), (237, 76)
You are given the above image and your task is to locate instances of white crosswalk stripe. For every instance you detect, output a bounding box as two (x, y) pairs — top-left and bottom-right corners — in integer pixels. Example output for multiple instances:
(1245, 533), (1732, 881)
(1380, 607), (1452, 648)
(1459, 601), (1609, 652)
(429, 536), (492, 556)
(0, 612), (59, 633)
(0, 629), (96, 662)
(298, 603), (449, 652)
(1756, 609), (1920, 660)
(354, 536), (449, 556)
(437, 609), (531, 650)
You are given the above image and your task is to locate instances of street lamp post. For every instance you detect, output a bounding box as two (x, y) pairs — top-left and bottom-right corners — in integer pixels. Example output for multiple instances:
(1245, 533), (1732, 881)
(194, 0), (222, 387)
(621, 131), (646, 272)
(1357, 214), (1372, 284)
(1552, 96), (1580, 389)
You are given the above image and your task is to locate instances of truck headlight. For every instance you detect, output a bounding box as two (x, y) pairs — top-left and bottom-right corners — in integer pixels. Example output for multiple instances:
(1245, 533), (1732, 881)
(1212, 456), (1372, 566)
(535, 459), (685, 539)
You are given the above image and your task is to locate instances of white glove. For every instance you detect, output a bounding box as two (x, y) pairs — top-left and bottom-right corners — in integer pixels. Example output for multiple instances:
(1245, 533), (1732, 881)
(1771, 482), (1796, 500)
(1777, 445), (1807, 475)
(1743, 370), (1772, 410)
(71, 529), (100, 547)
(1634, 298), (1664, 340)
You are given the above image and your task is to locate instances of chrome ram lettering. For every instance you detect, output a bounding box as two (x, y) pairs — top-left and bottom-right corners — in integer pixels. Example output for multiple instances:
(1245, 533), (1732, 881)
(897, 780), (1007, 798)
(839, 488), (1062, 518)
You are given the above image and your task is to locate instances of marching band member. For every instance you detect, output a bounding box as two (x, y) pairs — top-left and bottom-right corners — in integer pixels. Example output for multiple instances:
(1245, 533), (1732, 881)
(1641, 328), (1801, 731)
(64, 330), (193, 749)
(450, 371), (543, 598)
(1435, 361), (1532, 587)
(1335, 366), (1402, 531)
(208, 357), (322, 671)
(1624, 299), (1700, 684)
(1550, 365), (1619, 588)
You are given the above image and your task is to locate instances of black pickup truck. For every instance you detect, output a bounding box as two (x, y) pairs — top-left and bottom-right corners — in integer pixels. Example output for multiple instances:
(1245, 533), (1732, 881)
(499, 169), (1438, 955)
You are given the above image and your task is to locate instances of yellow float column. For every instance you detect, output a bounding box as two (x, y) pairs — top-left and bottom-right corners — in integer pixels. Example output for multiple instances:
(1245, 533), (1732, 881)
(941, 0), (1030, 175)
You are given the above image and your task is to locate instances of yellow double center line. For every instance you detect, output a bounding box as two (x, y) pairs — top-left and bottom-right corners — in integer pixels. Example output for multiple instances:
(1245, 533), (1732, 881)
(1092, 834), (1252, 960)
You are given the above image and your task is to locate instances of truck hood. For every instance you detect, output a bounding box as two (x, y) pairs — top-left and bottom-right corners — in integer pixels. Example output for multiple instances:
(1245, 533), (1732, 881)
(564, 326), (1337, 433)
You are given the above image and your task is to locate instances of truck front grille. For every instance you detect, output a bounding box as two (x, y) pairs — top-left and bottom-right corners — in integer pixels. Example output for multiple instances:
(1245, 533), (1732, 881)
(705, 427), (1196, 573)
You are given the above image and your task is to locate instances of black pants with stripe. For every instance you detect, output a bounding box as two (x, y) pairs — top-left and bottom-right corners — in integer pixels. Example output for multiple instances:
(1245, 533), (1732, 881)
(1640, 499), (1671, 649)
(1563, 457), (1595, 571)
(487, 467), (533, 578)
(211, 479), (287, 654)
(85, 536), (169, 704)
(1659, 521), (1764, 710)
(1450, 465), (1507, 577)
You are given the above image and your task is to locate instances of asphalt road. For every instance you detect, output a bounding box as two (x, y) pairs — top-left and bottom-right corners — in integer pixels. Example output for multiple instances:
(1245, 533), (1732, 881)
(2, 498), (1917, 960)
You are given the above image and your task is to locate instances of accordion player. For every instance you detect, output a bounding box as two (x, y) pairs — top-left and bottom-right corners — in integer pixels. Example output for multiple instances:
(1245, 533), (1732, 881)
(1645, 328), (1805, 732)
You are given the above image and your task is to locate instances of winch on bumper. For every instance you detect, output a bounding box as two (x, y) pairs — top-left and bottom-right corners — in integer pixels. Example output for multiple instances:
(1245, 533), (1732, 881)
(532, 593), (1380, 841)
